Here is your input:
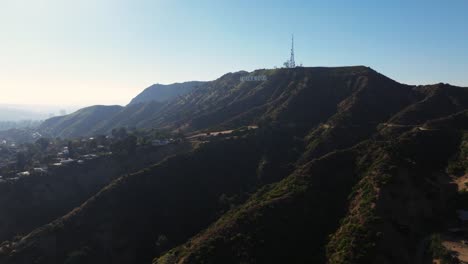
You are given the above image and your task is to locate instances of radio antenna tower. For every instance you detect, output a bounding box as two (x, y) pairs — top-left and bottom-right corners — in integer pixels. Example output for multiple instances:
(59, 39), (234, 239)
(284, 34), (296, 68)
(289, 34), (296, 68)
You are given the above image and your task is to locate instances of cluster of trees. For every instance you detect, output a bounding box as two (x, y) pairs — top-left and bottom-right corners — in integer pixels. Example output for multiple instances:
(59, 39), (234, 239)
(0, 125), (191, 180)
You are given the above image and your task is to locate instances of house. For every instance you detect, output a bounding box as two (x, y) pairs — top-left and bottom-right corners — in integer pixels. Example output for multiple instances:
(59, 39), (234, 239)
(62, 146), (70, 155)
(60, 158), (75, 165)
(33, 168), (47, 174)
(82, 154), (97, 160)
(17, 171), (30, 177)
(32, 132), (42, 139)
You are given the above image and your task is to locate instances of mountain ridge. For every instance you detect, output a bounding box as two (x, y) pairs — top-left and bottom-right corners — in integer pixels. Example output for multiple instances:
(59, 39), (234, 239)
(7, 66), (467, 264)
(40, 66), (415, 138)
(128, 81), (207, 105)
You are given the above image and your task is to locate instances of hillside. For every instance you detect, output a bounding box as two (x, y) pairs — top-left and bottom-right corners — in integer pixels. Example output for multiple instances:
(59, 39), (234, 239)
(128, 81), (207, 105)
(39, 81), (205, 138)
(41, 66), (408, 138)
(1, 67), (467, 264)
(0, 142), (191, 244)
(154, 119), (465, 264)
(39, 105), (123, 138)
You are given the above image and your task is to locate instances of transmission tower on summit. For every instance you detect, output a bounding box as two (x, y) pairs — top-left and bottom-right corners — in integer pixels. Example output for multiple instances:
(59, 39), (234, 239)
(284, 35), (296, 68)
(290, 34), (296, 68)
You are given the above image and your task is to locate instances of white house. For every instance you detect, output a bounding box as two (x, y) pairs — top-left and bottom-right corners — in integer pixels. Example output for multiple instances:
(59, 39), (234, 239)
(33, 168), (47, 174)
(60, 158), (75, 165)
(17, 171), (30, 177)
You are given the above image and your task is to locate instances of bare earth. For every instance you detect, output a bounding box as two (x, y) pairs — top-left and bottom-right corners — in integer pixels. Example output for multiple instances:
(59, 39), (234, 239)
(443, 239), (468, 263)
(187, 125), (258, 139)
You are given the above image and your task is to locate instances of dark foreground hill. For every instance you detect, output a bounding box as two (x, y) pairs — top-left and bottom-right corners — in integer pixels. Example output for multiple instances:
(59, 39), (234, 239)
(1, 67), (468, 264)
(0, 142), (192, 244)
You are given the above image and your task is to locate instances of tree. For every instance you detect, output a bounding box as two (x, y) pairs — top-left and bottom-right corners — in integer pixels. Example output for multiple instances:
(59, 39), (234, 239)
(110, 135), (137, 157)
(112, 127), (128, 140)
(16, 152), (27, 170)
(67, 141), (75, 158)
(35, 138), (50, 152)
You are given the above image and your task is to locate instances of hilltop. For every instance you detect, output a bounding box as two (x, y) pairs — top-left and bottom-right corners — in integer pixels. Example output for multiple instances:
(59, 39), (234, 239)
(128, 81), (207, 105)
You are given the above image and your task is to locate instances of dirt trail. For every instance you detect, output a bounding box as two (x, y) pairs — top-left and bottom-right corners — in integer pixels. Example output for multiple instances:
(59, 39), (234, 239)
(443, 239), (468, 263)
(454, 174), (468, 191)
(187, 126), (258, 139)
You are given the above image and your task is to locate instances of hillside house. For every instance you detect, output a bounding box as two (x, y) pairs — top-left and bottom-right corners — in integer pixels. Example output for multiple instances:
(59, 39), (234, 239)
(17, 171), (30, 177)
(33, 168), (47, 174)
(60, 158), (75, 165)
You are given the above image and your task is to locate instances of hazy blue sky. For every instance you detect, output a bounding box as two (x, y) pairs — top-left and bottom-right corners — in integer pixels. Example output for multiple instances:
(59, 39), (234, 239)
(1, 0), (467, 106)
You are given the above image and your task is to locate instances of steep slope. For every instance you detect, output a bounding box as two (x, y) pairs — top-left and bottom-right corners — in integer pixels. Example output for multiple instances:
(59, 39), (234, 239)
(155, 147), (363, 264)
(0, 127), (301, 264)
(150, 76), (467, 263)
(388, 84), (468, 125)
(149, 67), (381, 133)
(3, 67), (467, 264)
(301, 69), (417, 160)
(93, 101), (165, 134)
(129, 82), (206, 105)
(39, 105), (123, 138)
(41, 66), (400, 138)
(0, 142), (191, 243)
(39, 102), (168, 138)
(155, 112), (467, 264)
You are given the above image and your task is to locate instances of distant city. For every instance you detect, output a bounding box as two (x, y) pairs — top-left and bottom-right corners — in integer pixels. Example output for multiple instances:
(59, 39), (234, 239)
(0, 104), (82, 122)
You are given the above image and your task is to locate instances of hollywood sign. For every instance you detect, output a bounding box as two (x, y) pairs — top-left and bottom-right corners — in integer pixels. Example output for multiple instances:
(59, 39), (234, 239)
(240, 75), (267, 82)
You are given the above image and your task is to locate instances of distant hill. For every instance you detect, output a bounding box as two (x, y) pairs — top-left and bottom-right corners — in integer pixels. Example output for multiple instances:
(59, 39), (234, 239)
(3, 66), (468, 264)
(39, 81), (204, 138)
(40, 105), (123, 138)
(128, 81), (206, 105)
